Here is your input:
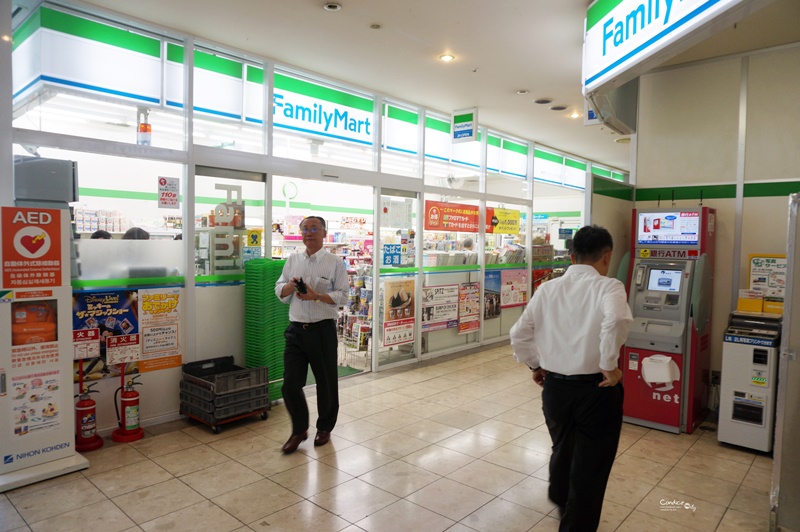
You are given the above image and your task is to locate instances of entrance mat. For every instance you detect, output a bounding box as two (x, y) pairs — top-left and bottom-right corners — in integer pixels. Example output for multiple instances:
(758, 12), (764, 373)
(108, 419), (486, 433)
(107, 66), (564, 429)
(306, 365), (363, 386)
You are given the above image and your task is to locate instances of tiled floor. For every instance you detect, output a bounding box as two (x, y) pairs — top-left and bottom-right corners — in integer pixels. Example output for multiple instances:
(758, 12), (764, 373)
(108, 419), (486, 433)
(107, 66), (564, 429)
(1, 345), (771, 531)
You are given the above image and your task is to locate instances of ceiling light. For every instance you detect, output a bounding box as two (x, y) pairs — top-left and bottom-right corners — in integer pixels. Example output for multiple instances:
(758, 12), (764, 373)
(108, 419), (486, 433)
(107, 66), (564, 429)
(533, 98), (552, 105)
(516, 90), (529, 95)
(323, 3), (341, 12)
(439, 54), (455, 62)
(1, 35), (10, 42)
(568, 111), (582, 119)
(550, 105), (567, 111)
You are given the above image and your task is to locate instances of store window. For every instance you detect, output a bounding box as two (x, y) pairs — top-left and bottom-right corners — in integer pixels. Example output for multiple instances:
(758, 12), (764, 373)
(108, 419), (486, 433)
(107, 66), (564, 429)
(11, 6), (186, 150)
(483, 200), (528, 341)
(592, 164), (628, 183)
(194, 170), (266, 280)
(421, 194), (480, 354)
(532, 180), (585, 290)
(423, 113), (481, 191)
(271, 69), (375, 172)
(486, 132), (531, 199)
(377, 190), (418, 368)
(191, 46), (265, 154)
(381, 101), (421, 178)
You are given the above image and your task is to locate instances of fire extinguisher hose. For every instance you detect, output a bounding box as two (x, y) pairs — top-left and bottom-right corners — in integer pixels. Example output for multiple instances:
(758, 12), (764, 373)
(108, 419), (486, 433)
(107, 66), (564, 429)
(114, 386), (122, 427)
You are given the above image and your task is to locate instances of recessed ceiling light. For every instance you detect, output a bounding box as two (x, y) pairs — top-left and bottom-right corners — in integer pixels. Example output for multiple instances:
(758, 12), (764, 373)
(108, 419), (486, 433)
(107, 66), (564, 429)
(1, 35), (10, 42)
(323, 2), (342, 12)
(533, 98), (552, 105)
(439, 54), (455, 62)
(569, 111), (582, 119)
(370, 23), (382, 30)
(550, 105), (567, 111)
(516, 90), (529, 95)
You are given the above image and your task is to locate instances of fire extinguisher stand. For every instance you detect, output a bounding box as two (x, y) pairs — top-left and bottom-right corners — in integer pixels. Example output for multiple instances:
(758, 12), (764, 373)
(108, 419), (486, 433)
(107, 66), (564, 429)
(74, 359), (104, 452)
(111, 364), (144, 443)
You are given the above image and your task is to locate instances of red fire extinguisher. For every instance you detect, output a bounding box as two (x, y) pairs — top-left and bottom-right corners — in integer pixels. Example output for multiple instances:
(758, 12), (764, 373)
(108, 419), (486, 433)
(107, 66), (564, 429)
(112, 375), (144, 443)
(74, 382), (103, 452)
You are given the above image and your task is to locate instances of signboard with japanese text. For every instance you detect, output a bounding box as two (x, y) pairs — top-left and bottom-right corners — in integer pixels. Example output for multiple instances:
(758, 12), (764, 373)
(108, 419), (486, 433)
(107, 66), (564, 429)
(424, 201), (479, 232)
(421, 284), (459, 331)
(383, 278), (415, 346)
(158, 176), (180, 209)
(488, 208), (520, 235)
(72, 290), (139, 381)
(138, 288), (182, 372)
(500, 269), (528, 308)
(749, 254), (786, 314)
(1, 207), (63, 288)
(458, 282), (481, 335)
(452, 108), (477, 143)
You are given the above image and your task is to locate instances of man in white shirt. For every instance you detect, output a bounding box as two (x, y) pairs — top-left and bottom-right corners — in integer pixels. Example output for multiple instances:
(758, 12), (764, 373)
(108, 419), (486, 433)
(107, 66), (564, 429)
(510, 225), (633, 531)
(275, 216), (349, 454)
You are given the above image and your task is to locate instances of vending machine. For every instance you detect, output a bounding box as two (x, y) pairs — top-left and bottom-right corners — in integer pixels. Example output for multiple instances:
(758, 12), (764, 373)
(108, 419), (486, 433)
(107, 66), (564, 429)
(622, 207), (715, 434)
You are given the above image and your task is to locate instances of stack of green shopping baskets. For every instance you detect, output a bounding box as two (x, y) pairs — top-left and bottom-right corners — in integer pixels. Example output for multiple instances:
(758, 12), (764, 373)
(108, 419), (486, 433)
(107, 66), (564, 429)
(244, 258), (290, 402)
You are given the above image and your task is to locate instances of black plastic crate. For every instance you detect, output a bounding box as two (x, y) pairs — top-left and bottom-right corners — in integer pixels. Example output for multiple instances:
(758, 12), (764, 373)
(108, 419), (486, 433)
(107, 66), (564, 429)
(180, 395), (270, 425)
(182, 356), (268, 395)
(180, 381), (269, 412)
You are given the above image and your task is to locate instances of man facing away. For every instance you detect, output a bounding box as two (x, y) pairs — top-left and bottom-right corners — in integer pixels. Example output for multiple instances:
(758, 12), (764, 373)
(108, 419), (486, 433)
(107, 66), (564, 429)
(510, 224), (633, 531)
(275, 215), (349, 454)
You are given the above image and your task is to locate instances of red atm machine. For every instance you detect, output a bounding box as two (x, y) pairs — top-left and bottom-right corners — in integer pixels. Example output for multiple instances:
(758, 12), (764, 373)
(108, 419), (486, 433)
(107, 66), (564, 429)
(622, 207), (715, 434)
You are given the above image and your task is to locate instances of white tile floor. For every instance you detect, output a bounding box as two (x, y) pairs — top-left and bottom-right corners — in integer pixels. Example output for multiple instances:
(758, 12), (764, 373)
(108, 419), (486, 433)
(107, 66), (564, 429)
(1, 345), (771, 531)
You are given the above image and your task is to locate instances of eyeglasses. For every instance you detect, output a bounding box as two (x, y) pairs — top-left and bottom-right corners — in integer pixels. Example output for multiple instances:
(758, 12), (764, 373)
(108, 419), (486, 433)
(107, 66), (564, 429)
(300, 226), (321, 234)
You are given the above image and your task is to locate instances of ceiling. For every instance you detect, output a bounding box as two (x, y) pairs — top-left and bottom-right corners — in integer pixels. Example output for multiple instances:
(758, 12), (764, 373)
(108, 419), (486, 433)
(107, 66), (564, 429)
(30, 0), (800, 172)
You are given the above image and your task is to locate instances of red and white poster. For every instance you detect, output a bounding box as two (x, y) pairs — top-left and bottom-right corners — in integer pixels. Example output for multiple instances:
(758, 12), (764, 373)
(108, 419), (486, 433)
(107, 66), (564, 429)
(158, 176), (180, 209)
(421, 284), (459, 332)
(424, 201), (479, 232)
(458, 282), (481, 335)
(1, 208), (62, 288)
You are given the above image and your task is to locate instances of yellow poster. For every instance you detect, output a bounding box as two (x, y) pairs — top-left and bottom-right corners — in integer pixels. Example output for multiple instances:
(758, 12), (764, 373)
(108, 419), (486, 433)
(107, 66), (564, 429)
(492, 208), (520, 234)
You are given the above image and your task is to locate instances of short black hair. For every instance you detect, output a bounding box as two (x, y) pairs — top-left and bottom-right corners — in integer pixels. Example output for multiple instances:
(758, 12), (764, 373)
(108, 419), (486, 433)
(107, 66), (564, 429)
(301, 216), (326, 230)
(91, 230), (112, 239)
(122, 227), (150, 240)
(572, 225), (613, 263)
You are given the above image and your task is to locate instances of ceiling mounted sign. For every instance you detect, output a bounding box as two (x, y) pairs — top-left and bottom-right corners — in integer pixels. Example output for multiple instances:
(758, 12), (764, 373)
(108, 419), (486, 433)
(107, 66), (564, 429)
(582, 0), (773, 95)
(452, 108), (477, 143)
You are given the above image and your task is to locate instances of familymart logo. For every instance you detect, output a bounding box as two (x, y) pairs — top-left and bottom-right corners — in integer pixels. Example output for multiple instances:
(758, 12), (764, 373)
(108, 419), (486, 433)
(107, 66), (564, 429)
(660, 498), (696, 512)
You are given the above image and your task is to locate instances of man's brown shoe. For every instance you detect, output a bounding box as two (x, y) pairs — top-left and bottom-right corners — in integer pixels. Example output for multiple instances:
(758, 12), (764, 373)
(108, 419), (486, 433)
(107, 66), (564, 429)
(314, 430), (330, 446)
(282, 432), (307, 454)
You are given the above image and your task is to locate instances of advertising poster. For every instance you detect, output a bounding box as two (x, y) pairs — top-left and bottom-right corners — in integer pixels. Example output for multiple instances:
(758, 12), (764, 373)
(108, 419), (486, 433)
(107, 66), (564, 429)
(421, 284), (459, 331)
(383, 278), (415, 346)
(500, 269), (528, 308)
(424, 201), (479, 232)
(138, 288), (182, 372)
(1, 207), (63, 288)
(458, 282), (481, 335)
(72, 290), (140, 381)
(486, 207), (520, 235)
(10, 370), (61, 437)
(73, 328), (100, 360)
(484, 271), (501, 320)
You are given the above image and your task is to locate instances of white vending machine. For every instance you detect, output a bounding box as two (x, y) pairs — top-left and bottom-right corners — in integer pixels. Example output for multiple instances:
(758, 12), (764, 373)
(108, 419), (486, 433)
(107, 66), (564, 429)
(719, 311), (781, 452)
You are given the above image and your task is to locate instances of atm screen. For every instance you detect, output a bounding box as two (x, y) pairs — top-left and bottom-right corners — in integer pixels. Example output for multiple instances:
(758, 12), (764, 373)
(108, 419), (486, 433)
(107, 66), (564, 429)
(648, 269), (682, 292)
(637, 211), (700, 245)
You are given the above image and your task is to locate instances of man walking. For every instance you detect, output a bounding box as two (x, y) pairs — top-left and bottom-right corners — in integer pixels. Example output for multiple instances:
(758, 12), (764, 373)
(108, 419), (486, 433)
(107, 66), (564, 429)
(275, 215), (348, 454)
(510, 225), (633, 531)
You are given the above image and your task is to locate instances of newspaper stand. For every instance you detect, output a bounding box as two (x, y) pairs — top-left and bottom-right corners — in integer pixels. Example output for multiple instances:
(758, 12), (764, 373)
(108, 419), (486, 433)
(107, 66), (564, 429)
(179, 356), (269, 434)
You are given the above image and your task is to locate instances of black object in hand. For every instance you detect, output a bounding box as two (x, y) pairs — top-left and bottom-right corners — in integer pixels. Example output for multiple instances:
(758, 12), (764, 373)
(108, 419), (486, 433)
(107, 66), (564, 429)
(295, 278), (308, 294)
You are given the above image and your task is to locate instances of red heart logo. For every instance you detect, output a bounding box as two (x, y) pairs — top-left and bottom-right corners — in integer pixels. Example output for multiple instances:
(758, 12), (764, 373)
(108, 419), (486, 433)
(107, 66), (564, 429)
(20, 233), (46, 254)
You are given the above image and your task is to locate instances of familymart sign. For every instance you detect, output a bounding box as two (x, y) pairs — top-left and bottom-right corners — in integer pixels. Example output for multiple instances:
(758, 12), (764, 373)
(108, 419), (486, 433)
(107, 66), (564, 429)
(583, 0), (770, 94)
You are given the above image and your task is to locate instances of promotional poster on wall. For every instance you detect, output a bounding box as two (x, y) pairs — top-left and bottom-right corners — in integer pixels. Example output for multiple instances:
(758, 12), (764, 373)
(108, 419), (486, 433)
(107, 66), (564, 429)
(483, 272), (501, 320)
(421, 284), (459, 331)
(458, 282), (481, 334)
(383, 278), (415, 346)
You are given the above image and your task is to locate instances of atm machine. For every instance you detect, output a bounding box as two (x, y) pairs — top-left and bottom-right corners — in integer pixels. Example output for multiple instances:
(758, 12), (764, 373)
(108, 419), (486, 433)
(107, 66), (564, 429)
(719, 312), (781, 451)
(622, 207), (715, 434)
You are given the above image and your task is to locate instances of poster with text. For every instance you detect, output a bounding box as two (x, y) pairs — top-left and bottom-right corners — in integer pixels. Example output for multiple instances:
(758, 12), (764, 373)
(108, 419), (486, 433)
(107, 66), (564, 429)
(10, 370), (61, 437)
(421, 284), (459, 331)
(72, 290), (139, 381)
(1, 207), (63, 289)
(483, 271), (502, 320)
(138, 288), (182, 372)
(383, 278), (415, 346)
(458, 282), (481, 335)
(500, 269), (528, 308)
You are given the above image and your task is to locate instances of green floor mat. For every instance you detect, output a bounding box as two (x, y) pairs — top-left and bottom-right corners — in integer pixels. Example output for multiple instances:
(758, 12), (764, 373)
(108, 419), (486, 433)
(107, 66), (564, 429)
(305, 365), (364, 385)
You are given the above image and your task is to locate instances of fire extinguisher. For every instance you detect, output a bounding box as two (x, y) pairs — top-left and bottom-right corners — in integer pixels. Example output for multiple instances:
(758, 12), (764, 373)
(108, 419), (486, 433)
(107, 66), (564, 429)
(74, 382), (103, 452)
(111, 375), (144, 443)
